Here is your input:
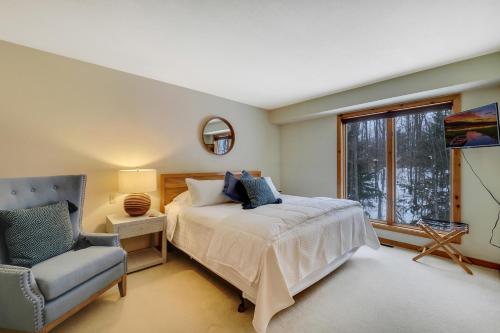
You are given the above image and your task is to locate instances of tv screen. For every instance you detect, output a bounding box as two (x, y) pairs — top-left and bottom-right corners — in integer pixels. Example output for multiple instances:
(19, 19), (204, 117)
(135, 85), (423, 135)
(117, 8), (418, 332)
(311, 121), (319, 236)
(444, 102), (500, 148)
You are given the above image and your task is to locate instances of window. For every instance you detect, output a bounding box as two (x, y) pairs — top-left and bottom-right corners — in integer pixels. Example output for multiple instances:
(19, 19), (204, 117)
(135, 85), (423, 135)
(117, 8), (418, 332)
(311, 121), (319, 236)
(214, 134), (231, 155)
(338, 96), (461, 230)
(394, 108), (451, 224)
(346, 118), (387, 220)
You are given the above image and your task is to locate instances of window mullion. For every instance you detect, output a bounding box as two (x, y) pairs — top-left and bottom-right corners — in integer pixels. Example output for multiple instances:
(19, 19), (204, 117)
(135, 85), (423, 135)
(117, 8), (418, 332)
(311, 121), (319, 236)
(386, 118), (395, 225)
(337, 119), (345, 198)
(451, 98), (462, 222)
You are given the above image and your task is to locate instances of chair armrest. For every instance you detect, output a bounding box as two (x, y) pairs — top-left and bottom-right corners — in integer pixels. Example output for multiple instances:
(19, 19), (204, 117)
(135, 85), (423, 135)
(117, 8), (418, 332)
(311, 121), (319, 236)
(80, 232), (121, 247)
(0, 264), (45, 332)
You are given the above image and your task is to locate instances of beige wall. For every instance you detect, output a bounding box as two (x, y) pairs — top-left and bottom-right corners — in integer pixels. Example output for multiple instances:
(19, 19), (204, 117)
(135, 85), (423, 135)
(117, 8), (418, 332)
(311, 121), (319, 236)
(280, 85), (500, 264)
(2, 39), (499, 264)
(280, 116), (337, 196)
(0, 41), (280, 234)
(271, 51), (500, 124)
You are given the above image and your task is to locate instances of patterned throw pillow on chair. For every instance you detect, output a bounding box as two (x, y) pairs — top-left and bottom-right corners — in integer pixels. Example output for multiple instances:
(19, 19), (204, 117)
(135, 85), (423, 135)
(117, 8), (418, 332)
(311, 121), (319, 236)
(0, 201), (74, 267)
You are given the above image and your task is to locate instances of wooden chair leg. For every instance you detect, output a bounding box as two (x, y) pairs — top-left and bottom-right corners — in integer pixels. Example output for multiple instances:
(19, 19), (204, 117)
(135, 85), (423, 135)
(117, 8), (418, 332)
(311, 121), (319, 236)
(118, 275), (127, 297)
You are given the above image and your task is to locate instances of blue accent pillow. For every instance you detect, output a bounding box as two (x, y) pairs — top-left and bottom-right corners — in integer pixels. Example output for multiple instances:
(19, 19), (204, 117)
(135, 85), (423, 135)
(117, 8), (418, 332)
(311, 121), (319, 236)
(240, 177), (282, 209)
(241, 170), (253, 178)
(223, 171), (252, 203)
(0, 201), (75, 267)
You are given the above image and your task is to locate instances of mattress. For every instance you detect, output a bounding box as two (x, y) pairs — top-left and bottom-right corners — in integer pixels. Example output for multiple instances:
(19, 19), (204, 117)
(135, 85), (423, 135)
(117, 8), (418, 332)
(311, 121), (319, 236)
(166, 195), (380, 333)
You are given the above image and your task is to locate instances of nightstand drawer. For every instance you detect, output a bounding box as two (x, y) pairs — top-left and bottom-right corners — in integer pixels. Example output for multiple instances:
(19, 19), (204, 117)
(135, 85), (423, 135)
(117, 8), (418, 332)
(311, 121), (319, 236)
(117, 221), (163, 239)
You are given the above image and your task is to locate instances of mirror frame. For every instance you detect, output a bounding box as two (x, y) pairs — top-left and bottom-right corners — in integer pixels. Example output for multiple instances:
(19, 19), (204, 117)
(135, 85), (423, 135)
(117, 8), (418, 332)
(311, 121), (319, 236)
(201, 116), (235, 155)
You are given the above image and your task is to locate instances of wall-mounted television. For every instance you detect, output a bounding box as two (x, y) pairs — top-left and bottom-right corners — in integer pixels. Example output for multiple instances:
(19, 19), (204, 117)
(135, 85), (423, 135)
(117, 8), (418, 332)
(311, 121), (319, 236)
(444, 102), (500, 149)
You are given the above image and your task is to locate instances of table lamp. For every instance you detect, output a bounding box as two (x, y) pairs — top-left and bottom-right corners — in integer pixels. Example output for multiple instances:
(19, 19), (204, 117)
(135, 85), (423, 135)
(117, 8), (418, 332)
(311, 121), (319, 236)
(118, 169), (157, 216)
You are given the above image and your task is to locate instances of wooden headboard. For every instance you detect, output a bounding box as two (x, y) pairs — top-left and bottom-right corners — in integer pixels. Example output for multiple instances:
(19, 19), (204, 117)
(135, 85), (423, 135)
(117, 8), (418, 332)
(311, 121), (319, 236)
(159, 171), (261, 212)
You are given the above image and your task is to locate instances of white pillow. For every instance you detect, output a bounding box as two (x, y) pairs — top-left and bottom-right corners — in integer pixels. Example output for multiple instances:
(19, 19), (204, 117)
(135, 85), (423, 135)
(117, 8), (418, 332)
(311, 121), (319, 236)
(264, 177), (281, 199)
(172, 191), (192, 205)
(185, 178), (230, 207)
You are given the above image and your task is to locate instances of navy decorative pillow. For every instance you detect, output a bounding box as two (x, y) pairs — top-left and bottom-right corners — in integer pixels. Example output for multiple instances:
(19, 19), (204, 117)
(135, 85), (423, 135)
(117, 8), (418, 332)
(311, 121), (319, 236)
(73, 236), (92, 251)
(223, 171), (249, 203)
(66, 200), (78, 214)
(240, 177), (282, 209)
(0, 201), (74, 267)
(223, 171), (254, 203)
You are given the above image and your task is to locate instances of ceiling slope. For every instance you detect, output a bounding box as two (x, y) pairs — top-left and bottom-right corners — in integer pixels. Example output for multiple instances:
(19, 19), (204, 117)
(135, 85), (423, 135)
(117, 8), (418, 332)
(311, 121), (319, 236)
(0, 1), (499, 109)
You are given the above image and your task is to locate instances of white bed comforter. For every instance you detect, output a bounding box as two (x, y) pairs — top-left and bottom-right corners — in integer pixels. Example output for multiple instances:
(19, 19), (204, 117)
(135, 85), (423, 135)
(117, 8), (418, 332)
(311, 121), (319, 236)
(206, 196), (374, 283)
(166, 195), (380, 333)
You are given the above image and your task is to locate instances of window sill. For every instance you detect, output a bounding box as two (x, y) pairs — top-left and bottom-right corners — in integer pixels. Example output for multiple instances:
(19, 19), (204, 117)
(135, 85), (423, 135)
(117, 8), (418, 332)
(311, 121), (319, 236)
(371, 221), (462, 244)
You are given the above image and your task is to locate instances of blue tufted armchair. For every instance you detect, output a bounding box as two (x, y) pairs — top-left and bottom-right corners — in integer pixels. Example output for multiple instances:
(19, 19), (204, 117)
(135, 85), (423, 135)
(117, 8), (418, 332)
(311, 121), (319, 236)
(0, 175), (127, 333)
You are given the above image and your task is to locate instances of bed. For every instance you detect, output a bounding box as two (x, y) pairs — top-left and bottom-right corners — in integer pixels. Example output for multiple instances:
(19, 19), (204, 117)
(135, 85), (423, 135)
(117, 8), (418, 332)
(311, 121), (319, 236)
(160, 171), (380, 333)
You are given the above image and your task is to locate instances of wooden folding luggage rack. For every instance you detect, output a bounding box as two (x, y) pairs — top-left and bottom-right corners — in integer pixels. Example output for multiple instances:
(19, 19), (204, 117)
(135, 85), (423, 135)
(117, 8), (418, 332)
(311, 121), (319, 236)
(413, 218), (472, 275)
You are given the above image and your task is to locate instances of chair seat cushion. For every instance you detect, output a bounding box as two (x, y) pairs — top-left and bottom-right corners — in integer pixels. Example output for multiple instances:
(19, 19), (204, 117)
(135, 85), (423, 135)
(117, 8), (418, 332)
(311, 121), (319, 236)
(31, 246), (126, 301)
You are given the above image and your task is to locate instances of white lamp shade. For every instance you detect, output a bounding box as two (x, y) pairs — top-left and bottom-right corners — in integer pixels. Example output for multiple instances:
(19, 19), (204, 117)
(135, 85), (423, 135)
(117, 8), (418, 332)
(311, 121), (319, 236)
(118, 169), (157, 194)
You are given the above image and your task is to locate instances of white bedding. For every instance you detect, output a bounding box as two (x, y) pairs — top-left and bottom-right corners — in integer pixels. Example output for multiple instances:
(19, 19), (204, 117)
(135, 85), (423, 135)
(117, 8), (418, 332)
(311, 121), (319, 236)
(166, 195), (380, 333)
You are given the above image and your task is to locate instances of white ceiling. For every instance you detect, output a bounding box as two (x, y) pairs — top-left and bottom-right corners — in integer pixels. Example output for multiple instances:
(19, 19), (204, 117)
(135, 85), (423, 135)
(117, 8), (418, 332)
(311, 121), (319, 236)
(1, 1), (499, 109)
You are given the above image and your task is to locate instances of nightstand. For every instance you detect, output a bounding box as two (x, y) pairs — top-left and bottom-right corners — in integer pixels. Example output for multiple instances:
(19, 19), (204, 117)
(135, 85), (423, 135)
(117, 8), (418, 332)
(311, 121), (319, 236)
(106, 210), (167, 273)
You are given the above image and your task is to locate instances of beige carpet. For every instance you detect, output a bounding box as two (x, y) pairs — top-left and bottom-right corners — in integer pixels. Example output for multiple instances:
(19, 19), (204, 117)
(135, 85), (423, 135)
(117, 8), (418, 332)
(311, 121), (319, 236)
(3, 246), (499, 333)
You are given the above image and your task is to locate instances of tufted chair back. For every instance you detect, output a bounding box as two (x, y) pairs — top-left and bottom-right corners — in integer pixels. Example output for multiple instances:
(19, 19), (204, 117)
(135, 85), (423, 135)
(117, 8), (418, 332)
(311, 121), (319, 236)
(0, 175), (86, 264)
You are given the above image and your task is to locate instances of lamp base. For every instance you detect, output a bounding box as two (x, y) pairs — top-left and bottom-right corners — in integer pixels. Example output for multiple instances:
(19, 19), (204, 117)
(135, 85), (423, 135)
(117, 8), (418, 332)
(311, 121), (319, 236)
(124, 193), (151, 217)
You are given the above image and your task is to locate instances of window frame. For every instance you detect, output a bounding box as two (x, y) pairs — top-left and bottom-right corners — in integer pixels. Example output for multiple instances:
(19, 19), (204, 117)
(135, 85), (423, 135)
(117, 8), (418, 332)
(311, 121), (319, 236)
(337, 95), (461, 237)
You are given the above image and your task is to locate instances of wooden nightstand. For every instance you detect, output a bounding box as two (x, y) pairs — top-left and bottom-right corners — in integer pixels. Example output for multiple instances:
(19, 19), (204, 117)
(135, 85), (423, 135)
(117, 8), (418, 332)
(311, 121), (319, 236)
(106, 210), (167, 273)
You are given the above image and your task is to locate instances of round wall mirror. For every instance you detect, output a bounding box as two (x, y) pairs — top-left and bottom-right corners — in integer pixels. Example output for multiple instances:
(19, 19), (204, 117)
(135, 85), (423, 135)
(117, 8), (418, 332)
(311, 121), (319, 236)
(201, 117), (235, 155)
